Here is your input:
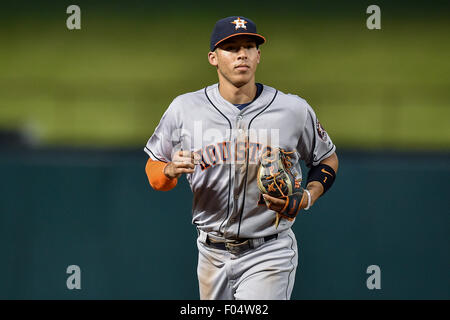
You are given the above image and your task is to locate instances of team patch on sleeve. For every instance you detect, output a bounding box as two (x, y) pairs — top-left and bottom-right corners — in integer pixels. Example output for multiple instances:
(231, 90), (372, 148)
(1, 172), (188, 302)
(316, 119), (328, 142)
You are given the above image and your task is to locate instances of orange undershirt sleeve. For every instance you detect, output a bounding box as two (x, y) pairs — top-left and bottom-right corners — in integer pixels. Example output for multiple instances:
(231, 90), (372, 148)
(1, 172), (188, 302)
(145, 158), (178, 191)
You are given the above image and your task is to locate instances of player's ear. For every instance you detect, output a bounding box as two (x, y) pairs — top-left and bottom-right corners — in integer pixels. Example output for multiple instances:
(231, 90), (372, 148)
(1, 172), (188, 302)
(256, 48), (261, 64)
(208, 51), (218, 67)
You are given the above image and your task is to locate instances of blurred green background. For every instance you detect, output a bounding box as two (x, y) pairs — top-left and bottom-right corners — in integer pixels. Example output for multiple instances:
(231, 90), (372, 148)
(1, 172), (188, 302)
(0, 0), (449, 149)
(0, 0), (449, 301)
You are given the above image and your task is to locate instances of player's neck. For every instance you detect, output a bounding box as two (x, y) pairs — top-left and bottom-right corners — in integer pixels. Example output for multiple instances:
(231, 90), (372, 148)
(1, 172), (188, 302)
(218, 79), (257, 105)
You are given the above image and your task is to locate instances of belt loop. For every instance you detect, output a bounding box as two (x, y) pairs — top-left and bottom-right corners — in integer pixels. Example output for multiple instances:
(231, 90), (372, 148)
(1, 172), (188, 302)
(198, 229), (208, 244)
(251, 238), (264, 248)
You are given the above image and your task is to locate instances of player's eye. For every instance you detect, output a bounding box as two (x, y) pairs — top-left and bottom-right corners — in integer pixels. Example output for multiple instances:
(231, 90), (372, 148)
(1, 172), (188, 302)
(223, 45), (237, 52)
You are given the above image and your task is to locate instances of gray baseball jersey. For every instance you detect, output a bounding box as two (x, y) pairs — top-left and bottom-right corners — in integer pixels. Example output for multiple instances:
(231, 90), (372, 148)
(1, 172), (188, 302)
(144, 83), (335, 239)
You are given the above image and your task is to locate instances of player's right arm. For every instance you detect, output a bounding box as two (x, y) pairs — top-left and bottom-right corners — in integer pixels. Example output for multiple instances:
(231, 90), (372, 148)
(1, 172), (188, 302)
(144, 97), (192, 191)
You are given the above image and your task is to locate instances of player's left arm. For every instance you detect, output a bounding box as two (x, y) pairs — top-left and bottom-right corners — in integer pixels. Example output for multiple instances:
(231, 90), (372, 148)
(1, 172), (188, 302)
(304, 151), (338, 207)
(264, 100), (339, 213)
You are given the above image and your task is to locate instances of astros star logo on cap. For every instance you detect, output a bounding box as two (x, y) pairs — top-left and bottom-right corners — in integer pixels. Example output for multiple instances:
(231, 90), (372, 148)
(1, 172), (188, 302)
(210, 16), (265, 51)
(231, 17), (247, 30)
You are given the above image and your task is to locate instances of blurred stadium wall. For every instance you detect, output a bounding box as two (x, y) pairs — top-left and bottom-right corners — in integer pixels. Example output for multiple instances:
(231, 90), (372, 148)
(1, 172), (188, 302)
(0, 0), (448, 149)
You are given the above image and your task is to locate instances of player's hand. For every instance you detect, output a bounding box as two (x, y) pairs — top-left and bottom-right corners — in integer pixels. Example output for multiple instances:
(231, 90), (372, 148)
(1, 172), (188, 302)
(262, 193), (309, 212)
(164, 150), (197, 179)
(262, 194), (287, 212)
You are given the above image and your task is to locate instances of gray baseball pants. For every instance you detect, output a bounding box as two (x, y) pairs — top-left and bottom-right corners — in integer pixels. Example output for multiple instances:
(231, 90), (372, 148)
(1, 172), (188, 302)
(196, 228), (298, 300)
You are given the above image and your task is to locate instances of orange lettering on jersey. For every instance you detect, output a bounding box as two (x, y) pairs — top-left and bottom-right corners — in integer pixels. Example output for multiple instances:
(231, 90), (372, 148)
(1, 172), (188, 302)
(205, 145), (217, 166)
(198, 142), (272, 172)
(248, 142), (262, 164)
(218, 141), (231, 163)
(198, 148), (210, 171)
(235, 141), (246, 162)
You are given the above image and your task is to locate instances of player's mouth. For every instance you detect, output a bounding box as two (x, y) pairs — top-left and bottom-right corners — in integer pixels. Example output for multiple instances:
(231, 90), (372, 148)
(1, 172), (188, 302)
(235, 64), (250, 71)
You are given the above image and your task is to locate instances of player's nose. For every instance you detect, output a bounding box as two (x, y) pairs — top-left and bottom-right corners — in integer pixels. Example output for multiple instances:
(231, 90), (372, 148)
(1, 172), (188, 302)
(237, 46), (248, 59)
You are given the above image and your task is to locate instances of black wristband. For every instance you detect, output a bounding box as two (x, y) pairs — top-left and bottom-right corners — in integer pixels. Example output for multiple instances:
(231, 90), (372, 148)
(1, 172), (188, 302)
(306, 164), (336, 195)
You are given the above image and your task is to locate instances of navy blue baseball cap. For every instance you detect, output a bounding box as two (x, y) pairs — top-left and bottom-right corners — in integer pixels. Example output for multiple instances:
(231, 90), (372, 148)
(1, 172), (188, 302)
(210, 16), (266, 52)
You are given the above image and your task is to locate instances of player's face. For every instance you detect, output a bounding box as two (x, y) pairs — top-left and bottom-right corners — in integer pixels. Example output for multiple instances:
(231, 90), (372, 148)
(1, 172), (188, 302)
(208, 36), (261, 87)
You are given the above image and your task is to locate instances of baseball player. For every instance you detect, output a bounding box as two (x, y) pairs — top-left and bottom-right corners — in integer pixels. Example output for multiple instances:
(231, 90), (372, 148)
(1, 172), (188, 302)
(144, 16), (339, 300)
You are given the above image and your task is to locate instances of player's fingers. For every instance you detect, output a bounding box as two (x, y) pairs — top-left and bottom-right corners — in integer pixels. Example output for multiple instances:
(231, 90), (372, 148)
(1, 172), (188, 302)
(192, 153), (203, 165)
(174, 161), (195, 169)
(191, 152), (201, 165)
(183, 152), (200, 163)
(180, 156), (196, 164)
(175, 156), (195, 162)
(263, 194), (285, 211)
(263, 194), (285, 205)
(173, 150), (188, 161)
(266, 201), (279, 211)
(177, 150), (192, 158)
(176, 168), (195, 174)
(174, 152), (197, 164)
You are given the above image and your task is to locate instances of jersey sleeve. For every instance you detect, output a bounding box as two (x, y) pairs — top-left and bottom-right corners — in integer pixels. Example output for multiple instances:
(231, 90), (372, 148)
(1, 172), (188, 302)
(144, 99), (181, 162)
(297, 101), (336, 167)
